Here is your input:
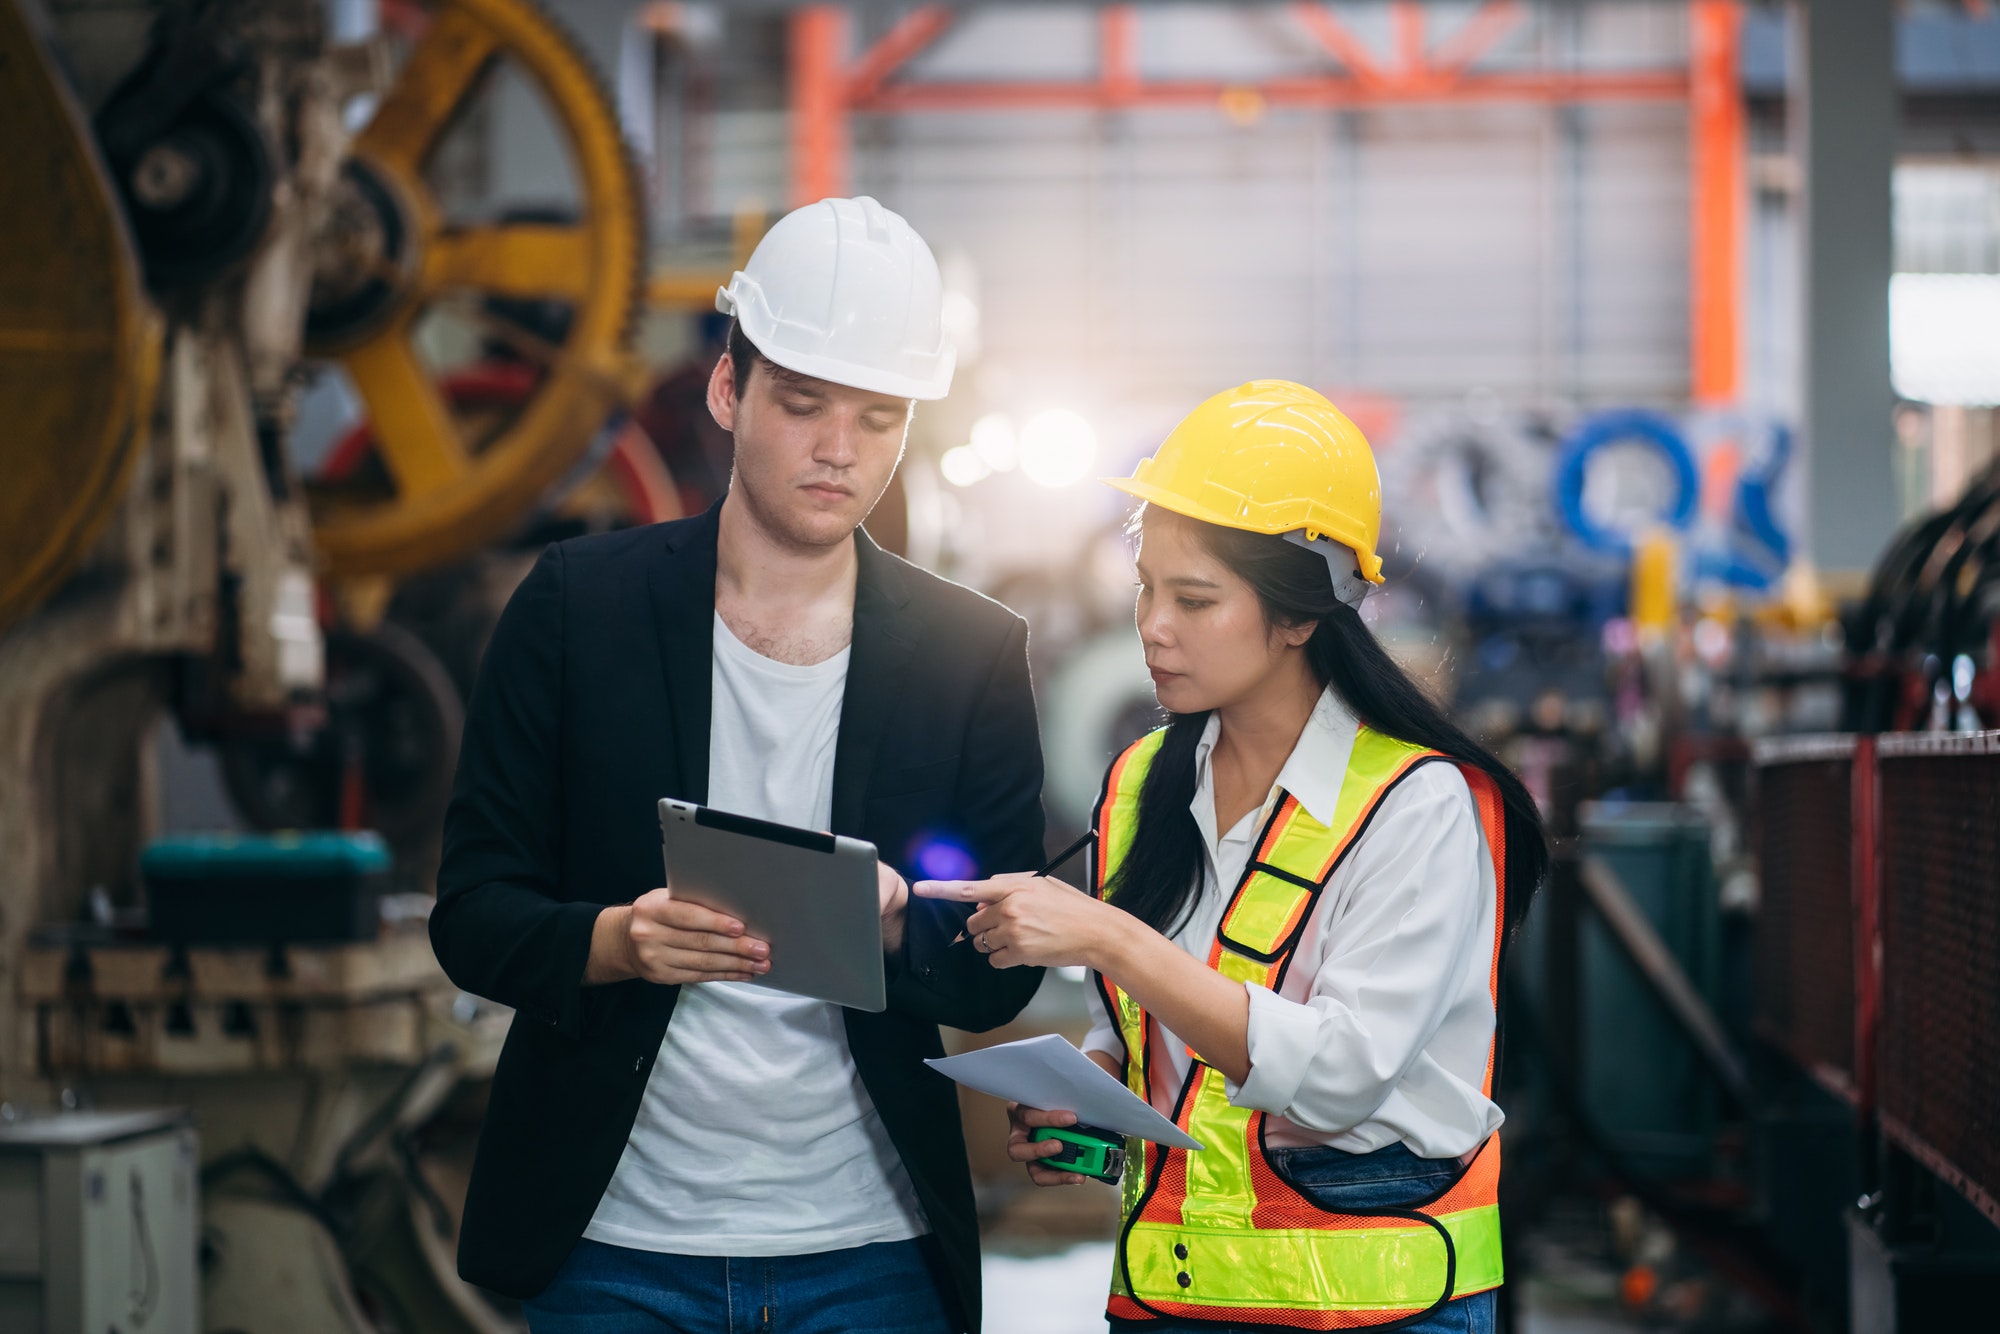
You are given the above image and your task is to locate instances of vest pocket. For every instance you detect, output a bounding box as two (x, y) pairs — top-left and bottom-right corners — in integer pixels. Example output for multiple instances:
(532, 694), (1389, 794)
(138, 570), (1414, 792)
(1267, 1142), (1462, 1212)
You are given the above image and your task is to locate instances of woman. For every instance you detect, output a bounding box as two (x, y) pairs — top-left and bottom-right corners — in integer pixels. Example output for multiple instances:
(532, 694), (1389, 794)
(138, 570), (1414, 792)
(915, 381), (1547, 1332)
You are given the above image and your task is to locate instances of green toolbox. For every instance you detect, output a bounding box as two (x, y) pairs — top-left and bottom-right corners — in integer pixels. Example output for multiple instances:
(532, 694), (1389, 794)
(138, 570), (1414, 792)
(141, 831), (390, 944)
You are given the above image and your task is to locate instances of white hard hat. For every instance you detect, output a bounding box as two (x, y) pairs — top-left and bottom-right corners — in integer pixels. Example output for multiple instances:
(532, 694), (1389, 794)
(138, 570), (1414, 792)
(716, 196), (956, 401)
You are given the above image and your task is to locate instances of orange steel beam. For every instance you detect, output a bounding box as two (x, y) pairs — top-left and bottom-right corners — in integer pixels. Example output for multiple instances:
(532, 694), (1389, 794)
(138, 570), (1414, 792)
(788, 5), (848, 205)
(847, 5), (955, 102)
(857, 70), (1687, 114)
(1289, 2), (1386, 86)
(1101, 4), (1140, 106)
(1432, 0), (1527, 76)
(825, 4), (1686, 123)
(1689, 0), (1744, 404)
(1392, 0), (1427, 71)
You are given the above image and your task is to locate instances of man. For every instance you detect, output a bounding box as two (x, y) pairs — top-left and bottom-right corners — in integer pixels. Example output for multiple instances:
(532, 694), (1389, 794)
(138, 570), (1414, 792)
(432, 196), (1046, 1333)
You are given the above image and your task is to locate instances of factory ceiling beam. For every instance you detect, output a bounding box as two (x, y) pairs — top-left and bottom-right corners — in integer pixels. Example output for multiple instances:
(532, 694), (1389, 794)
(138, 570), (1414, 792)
(790, 4), (954, 205)
(846, 4), (956, 103)
(789, 2), (1691, 203)
(852, 2), (1687, 108)
(1431, 1), (1527, 78)
(851, 69), (1685, 113)
(1290, 1), (1389, 87)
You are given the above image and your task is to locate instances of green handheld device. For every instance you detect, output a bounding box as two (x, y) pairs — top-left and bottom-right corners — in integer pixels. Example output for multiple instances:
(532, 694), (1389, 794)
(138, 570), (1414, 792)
(1029, 1123), (1127, 1184)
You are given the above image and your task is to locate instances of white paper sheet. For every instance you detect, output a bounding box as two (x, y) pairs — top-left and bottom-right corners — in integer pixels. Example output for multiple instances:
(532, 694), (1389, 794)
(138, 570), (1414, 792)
(925, 1034), (1204, 1150)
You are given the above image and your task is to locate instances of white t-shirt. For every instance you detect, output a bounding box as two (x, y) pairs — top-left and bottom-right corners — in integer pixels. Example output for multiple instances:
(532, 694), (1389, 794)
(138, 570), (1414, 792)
(1083, 687), (1504, 1159)
(582, 613), (928, 1255)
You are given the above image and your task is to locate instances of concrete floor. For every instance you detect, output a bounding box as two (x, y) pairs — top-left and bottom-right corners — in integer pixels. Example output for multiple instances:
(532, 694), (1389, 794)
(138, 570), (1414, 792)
(980, 1240), (1641, 1334)
(982, 1242), (1119, 1334)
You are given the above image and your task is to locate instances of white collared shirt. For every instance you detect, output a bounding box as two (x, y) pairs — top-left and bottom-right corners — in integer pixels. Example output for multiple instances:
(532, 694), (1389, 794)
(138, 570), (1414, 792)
(1083, 687), (1505, 1158)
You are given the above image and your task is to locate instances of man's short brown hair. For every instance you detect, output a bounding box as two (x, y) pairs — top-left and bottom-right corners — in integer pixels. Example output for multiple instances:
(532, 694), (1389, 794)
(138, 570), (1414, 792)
(725, 319), (809, 401)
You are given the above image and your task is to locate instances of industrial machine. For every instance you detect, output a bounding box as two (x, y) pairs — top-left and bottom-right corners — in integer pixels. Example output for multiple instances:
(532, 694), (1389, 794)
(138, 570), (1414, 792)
(0, 0), (661, 1324)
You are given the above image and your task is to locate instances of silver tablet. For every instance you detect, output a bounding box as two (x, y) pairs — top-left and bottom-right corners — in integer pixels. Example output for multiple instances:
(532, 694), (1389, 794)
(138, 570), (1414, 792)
(657, 799), (886, 1012)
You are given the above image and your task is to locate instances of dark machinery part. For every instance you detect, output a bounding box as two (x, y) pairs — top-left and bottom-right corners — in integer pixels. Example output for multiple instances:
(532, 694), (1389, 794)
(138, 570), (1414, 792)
(96, 24), (274, 292)
(217, 623), (463, 870)
(1845, 458), (2000, 732)
(304, 159), (418, 346)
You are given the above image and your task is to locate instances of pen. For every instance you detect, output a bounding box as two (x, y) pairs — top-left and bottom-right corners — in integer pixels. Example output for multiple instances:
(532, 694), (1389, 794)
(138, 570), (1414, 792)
(950, 829), (1098, 946)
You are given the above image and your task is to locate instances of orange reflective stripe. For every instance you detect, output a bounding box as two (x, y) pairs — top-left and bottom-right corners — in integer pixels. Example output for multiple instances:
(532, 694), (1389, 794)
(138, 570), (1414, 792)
(1110, 1293), (1439, 1331)
(1113, 1299), (1433, 1330)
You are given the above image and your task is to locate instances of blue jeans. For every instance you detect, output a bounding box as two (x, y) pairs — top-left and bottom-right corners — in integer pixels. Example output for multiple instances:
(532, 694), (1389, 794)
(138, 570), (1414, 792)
(1119, 1143), (1497, 1334)
(523, 1236), (958, 1334)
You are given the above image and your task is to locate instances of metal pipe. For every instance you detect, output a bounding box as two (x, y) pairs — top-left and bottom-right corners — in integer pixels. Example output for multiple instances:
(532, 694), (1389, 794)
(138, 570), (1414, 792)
(1578, 854), (1756, 1110)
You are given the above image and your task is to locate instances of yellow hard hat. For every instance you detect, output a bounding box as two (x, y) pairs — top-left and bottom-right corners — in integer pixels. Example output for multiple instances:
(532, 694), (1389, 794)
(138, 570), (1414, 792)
(1106, 380), (1385, 587)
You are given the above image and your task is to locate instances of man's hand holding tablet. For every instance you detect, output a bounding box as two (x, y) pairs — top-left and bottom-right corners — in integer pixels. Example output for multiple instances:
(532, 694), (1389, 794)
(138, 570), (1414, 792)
(584, 889), (772, 986)
(876, 861), (910, 954)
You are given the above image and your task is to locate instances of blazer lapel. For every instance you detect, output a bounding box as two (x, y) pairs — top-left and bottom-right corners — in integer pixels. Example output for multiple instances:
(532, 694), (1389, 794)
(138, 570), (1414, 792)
(646, 503), (721, 805)
(831, 530), (921, 838)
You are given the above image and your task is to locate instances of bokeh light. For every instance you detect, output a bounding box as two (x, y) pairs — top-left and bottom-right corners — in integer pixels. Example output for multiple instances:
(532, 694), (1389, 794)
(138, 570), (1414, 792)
(1018, 409), (1097, 489)
(970, 413), (1019, 472)
(910, 837), (979, 882)
(939, 444), (991, 487)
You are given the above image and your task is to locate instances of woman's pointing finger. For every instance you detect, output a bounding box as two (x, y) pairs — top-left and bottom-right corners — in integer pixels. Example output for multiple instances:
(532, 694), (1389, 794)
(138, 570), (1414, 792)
(911, 877), (1020, 903)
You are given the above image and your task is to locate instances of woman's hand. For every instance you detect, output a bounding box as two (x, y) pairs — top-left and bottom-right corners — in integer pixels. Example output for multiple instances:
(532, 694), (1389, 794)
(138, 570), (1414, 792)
(911, 874), (1128, 970)
(1007, 1102), (1088, 1187)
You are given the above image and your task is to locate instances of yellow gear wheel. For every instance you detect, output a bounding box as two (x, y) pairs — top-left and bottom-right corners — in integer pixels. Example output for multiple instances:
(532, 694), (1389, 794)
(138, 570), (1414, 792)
(305, 0), (645, 577)
(0, 0), (160, 633)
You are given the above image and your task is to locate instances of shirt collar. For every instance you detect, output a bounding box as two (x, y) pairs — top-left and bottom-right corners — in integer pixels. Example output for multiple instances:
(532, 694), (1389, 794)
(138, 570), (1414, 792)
(1191, 686), (1359, 834)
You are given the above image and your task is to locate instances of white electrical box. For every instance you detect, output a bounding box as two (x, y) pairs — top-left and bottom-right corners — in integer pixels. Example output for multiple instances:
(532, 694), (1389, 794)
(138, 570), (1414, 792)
(0, 1110), (199, 1334)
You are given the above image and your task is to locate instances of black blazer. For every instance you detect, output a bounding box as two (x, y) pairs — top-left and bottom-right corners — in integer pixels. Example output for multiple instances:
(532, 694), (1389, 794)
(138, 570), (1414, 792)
(431, 504), (1046, 1330)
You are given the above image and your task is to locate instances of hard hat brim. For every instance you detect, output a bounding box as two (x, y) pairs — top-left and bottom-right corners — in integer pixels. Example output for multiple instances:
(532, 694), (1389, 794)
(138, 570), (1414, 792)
(1104, 475), (1386, 584)
(1103, 474), (1246, 532)
(751, 339), (956, 402)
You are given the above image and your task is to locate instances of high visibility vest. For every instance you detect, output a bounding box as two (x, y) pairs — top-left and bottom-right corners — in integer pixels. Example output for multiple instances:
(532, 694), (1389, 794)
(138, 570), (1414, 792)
(1091, 724), (1510, 1329)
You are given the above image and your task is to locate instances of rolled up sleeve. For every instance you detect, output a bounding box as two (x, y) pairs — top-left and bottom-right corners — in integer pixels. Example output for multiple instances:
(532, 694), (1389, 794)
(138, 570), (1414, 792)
(1227, 766), (1490, 1134)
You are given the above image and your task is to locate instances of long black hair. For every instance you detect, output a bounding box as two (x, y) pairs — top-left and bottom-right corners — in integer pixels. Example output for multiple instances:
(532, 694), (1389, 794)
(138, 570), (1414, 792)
(1105, 510), (1549, 944)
